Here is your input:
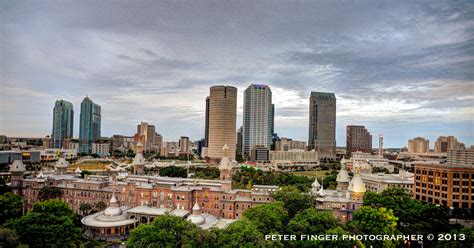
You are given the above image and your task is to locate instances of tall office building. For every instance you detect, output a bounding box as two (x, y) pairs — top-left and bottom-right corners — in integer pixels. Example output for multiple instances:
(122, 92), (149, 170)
(52, 99), (74, 148)
(407, 137), (430, 153)
(434, 136), (465, 153)
(79, 97), (101, 154)
(236, 126), (243, 156)
(308, 92), (336, 158)
(346, 125), (372, 156)
(207, 85), (237, 161)
(179, 136), (190, 153)
(136, 122), (157, 152)
(242, 84), (273, 157)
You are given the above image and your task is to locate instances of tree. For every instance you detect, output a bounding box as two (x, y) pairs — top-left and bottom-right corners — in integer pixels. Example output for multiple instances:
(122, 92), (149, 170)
(127, 215), (213, 248)
(286, 208), (339, 235)
(80, 170), (93, 179)
(5, 199), (81, 247)
(0, 227), (20, 248)
(364, 188), (450, 236)
(0, 178), (11, 195)
(95, 201), (107, 211)
(37, 186), (62, 201)
(160, 166), (187, 178)
(79, 203), (93, 216)
(126, 149), (136, 158)
(215, 218), (283, 248)
(350, 206), (398, 247)
(272, 186), (312, 218)
(242, 202), (288, 234)
(0, 192), (23, 225)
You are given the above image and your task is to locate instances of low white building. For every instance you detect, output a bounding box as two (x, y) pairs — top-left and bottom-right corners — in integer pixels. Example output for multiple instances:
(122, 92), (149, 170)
(348, 151), (393, 172)
(92, 143), (110, 157)
(360, 169), (414, 194)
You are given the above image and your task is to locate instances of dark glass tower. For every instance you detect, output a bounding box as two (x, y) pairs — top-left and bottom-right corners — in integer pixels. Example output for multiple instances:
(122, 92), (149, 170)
(308, 92), (336, 158)
(79, 97), (101, 154)
(52, 100), (74, 148)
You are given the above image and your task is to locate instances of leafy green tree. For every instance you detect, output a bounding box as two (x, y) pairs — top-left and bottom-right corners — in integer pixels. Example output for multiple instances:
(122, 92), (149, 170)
(0, 192), (23, 225)
(350, 206), (398, 247)
(272, 186), (312, 217)
(125, 149), (136, 158)
(364, 188), (450, 237)
(80, 170), (93, 178)
(286, 208), (339, 235)
(0, 227), (20, 248)
(37, 186), (62, 200)
(243, 202), (288, 234)
(95, 201), (107, 211)
(0, 178), (11, 195)
(215, 218), (283, 248)
(160, 166), (187, 178)
(127, 215), (213, 248)
(79, 202), (93, 216)
(5, 199), (81, 247)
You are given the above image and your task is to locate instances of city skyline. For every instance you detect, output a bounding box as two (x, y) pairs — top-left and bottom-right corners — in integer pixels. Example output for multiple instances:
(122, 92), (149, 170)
(1, 1), (473, 147)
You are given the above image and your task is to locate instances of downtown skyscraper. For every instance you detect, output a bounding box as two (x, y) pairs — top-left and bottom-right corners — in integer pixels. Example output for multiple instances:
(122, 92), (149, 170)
(79, 96), (101, 154)
(242, 84), (273, 157)
(308, 92), (336, 159)
(52, 99), (74, 148)
(346, 125), (372, 156)
(206, 85), (237, 161)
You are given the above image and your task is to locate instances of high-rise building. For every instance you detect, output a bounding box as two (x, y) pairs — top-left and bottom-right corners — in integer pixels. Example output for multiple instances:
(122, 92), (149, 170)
(242, 84), (273, 157)
(136, 122), (155, 152)
(236, 126), (243, 156)
(407, 137), (430, 153)
(434, 136), (465, 153)
(207, 85), (237, 161)
(79, 97), (101, 154)
(346, 125), (372, 156)
(179, 136), (190, 153)
(378, 134), (383, 157)
(52, 99), (74, 148)
(308, 92), (336, 158)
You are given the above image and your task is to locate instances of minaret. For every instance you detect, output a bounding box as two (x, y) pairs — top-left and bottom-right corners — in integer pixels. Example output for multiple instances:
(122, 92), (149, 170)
(133, 142), (145, 175)
(219, 144), (233, 191)
(9, 160), (25, 195)
(378, 134), (383, 157)
(336, 159), (350, 191)
(348, 161), (366, 201)
(55, 157), (69, 175)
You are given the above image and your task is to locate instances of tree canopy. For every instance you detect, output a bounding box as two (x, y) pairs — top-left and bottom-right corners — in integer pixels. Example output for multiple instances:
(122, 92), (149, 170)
(0, 192), (23, 225)
(160, 166), (187, 178)
(127, 215), (214, 248)
(272, 186), (312, 218)
(5, 199), (81, 247)
(349, 206), (398, 247)
(242, 201), (288, 234)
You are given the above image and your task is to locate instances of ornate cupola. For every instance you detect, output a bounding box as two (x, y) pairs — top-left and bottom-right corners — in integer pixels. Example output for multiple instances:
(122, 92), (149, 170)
(133, 142), (146, 175)
(55, 157), (69, 175)
(348, 161), (366, 201)
(336, 160), (350, 191)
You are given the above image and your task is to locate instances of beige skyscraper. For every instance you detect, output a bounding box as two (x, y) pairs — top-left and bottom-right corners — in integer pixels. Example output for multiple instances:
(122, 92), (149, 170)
(434, 136), (465, 153)
(207, 85), (237, 161)
(407, 137), (430, 153)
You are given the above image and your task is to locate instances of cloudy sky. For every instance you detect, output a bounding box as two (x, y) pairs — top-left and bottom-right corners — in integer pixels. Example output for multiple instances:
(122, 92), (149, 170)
(1, 1), (473, 148)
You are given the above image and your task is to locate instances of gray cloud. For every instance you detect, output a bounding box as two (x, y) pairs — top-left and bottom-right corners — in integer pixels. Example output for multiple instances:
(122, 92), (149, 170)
(0, 0), (473, 147)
